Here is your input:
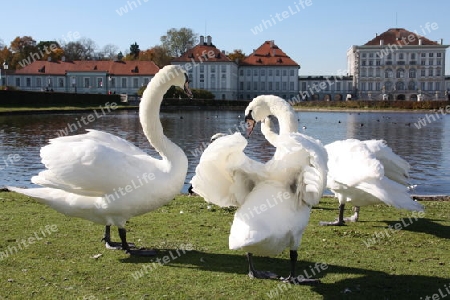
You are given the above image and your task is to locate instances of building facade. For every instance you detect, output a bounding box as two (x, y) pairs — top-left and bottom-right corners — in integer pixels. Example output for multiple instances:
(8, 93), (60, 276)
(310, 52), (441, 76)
(347, 28), (449, 101)
(11, 59), (159, 95)
(238, 40), (300, 100)
(171, 36), (238, 100)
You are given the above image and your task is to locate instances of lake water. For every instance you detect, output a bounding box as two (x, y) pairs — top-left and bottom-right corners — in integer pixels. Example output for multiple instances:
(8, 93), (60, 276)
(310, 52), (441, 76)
(0, 108), (449, 196)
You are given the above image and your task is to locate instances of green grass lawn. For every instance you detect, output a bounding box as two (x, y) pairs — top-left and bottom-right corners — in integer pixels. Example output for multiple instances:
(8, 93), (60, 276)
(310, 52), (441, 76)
(1, 191), (449, 300)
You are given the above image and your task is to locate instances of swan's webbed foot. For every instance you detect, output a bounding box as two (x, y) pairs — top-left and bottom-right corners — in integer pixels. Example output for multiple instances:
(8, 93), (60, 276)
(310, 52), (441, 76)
(248, 269), (279, 280)
(246, 252), (278, 280)
(102, 226), (135, 249)
(118, 228), (157, 256)
(319, 219), (346, 226)
(281, 275), (321, 285)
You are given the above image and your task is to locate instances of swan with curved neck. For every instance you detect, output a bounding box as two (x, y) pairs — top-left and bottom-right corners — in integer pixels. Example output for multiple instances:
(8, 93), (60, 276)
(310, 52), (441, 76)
(9, 65), (192, 256)
(192, 95), (327, 284)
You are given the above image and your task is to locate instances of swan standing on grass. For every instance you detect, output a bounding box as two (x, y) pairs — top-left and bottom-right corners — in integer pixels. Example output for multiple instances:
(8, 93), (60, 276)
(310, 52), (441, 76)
(319, 139), (424, 226)
(191, 95), (327, 283)
(8, 65), (192, 256)
(260, 118), (424, 226)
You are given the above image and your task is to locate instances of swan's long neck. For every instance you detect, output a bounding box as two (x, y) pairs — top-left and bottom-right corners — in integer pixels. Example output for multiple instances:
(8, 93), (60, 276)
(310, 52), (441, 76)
(139, 77), (187, 173)
(268, 102), (298, 135)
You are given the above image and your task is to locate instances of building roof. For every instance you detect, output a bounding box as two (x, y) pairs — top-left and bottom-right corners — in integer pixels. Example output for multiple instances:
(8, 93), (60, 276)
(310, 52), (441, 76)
(14, 60), (160, 76)
(240, 40), (299, 67)
(364, 28), (440, 46)
(171, 36), (233, 63)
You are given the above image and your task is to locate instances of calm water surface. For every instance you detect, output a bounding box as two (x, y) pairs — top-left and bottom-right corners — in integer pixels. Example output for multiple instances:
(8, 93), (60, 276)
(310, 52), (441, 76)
(0, 109), (448, 195)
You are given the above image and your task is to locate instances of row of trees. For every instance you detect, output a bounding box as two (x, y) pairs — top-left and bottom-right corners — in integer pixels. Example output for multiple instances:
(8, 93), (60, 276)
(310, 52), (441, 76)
(0, 28), (246, 70)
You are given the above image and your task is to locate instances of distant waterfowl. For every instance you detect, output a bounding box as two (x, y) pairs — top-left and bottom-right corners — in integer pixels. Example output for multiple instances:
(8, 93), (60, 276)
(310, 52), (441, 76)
(192, 95), (327, 284)
(8, 65), (193, 255)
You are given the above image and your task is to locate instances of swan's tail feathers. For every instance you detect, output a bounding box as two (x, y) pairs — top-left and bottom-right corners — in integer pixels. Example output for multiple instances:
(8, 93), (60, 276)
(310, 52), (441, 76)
(356, 179), (424, 212)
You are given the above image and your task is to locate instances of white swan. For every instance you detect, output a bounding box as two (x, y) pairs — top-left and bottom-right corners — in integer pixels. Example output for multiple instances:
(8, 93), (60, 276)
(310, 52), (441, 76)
(8, 65), (192, 255)
(320, 138), (424, 225)
(260, 116), (424, 226)
(191, 95), (327, 283)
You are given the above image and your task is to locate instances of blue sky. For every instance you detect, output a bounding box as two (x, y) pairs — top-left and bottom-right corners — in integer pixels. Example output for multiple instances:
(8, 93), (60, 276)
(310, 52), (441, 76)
(2, 0), (450, 75)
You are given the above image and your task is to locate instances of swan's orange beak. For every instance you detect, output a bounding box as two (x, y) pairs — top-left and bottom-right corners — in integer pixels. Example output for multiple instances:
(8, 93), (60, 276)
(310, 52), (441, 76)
(184, 74), (193, 99)
(245, 112), (256, 138)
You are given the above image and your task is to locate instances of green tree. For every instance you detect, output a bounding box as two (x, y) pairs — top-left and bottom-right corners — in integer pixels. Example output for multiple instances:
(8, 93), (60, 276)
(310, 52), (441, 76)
(160, 28), (198, 57)
(227, 49), (246, 63)
(130, 42), (140, 59)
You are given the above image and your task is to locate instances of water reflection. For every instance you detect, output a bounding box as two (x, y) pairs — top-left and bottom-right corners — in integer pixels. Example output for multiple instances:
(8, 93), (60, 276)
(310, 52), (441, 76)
(0, 109), (448, 195)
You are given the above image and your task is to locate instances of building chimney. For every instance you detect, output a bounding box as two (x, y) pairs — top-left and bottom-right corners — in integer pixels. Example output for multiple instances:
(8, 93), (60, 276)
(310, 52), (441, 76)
(199, 35), (204, 45)
(441, 38), (443, 45)
(207, 35), (212, 45)
(380, 39), (384, 45)
(419, 38), (423, 45)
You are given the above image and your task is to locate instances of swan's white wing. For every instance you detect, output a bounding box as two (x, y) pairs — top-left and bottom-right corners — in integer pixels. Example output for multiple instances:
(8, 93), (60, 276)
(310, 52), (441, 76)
(268, 132), (328, 208)
(32, 130), (163, 197)
(191, 132), (265, 207)
(362, 139), (411, 185)
(325, 139), (423, 211)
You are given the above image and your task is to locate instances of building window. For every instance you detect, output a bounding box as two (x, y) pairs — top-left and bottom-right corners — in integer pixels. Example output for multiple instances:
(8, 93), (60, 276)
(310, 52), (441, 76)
(429, 53), (434, 57)
(399, 53), (404, 60)
(436, 68), (441, 76)
(239, 81), (244, 90)
(362, 53), (366, 58)
(133, 78), (138, 88)
(58, 78), (64, 88)
(301, 82), (306, 90)
(110, 78), (116, 88)
(261, 82), (265, 91)
(362, 60), (366, 66)
(421, 60), (426, 65)
(408, 80), (416, 90)
(275, 82), (280, 90)
(246, 69), (251, 76)
(437, 53), (442, 57)
(361, 68), (366, 77)
(421, 69), (426, 76)
(289, 81), (294, 90)
(268, 82), (272, 90)
(211, 66), (215, 73)
(347, 82), (352, 90)
(199, 74), (204, 83)
(387, 53), (392, 60)
(410, 53), (416, 59)
(376, 60), (381, 65)
(369, 53), (374, 58)
(275, 70), (280, 76)
(428, 82), (433, 90)
(429, 69), (433, 76)
(421, 53), (426, 57)
(84, 78), (90, 88)
(437, 59), (441, 65)
(421, 82), (426, 91)
(282, 82), (287, 90)
(97, 77), (103, 88)
(143, 78), (149, 86)
(261, 69), (265, 76)
(429, 59), (434, 65)
(253, 82), (257, 90)
(268, 69), (273, 76)
(121, 78), (127, 88)
(282, 70), (287, 76)
(396, 81), (405, 90)
(253, 69), (258, 76)
(246, 82), (251, 90)
(26, 78), (31, 87)
(290, 69), (294, 76)
(409, 69), (416, 78)
(368, 82), (373, 91)
(200, 65), (204, 73)
(396, 69), (405, 78)
(375, 82), (380, 91)
(376, 68), (381, 77)
(221, 65), (226, 73)
(368, 68), (373, 77)
(36, 77), (41, 87)
(384, 69), (393, 78)
(47, 78), (53, 87)
(336, 82), (341, 91)
(16, 78), (21, 87)
(436, 82), (440, 90)
(239, 69), (244, 76)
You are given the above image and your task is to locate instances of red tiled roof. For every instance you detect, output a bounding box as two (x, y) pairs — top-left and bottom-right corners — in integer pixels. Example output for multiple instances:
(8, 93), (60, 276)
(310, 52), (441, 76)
(14, 60), (159, 76)
(172, 44), (232, 63)
(365, 28), (440, 46)
(240, 40), (299, 67)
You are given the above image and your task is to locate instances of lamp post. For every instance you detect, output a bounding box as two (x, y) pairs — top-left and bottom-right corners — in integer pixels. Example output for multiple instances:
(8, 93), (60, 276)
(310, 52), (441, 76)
(3, 61), (8, 89)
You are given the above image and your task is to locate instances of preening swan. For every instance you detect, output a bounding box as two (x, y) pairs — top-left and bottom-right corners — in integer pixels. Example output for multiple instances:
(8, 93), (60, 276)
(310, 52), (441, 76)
(319, 139), (424, 226)
(8, 65), (192, 255)
(191, 95), (327, 283)
(260, 118), (423, 226)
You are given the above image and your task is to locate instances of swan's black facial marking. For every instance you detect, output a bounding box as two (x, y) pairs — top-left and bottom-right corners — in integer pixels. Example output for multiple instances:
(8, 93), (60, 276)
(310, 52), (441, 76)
(245, 110), (256, 138)
(183, 73), (193, 99)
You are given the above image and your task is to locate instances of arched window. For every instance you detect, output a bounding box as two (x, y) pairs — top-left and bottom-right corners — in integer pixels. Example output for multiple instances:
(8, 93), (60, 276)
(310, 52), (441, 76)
(396, 68), (405, 78)
(384, 81), (392, 91)
(385, 68), (393, 78)
(409, 68), (416, 78)
(408, 80), (416, 90)
(396, 81), (405, 90)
